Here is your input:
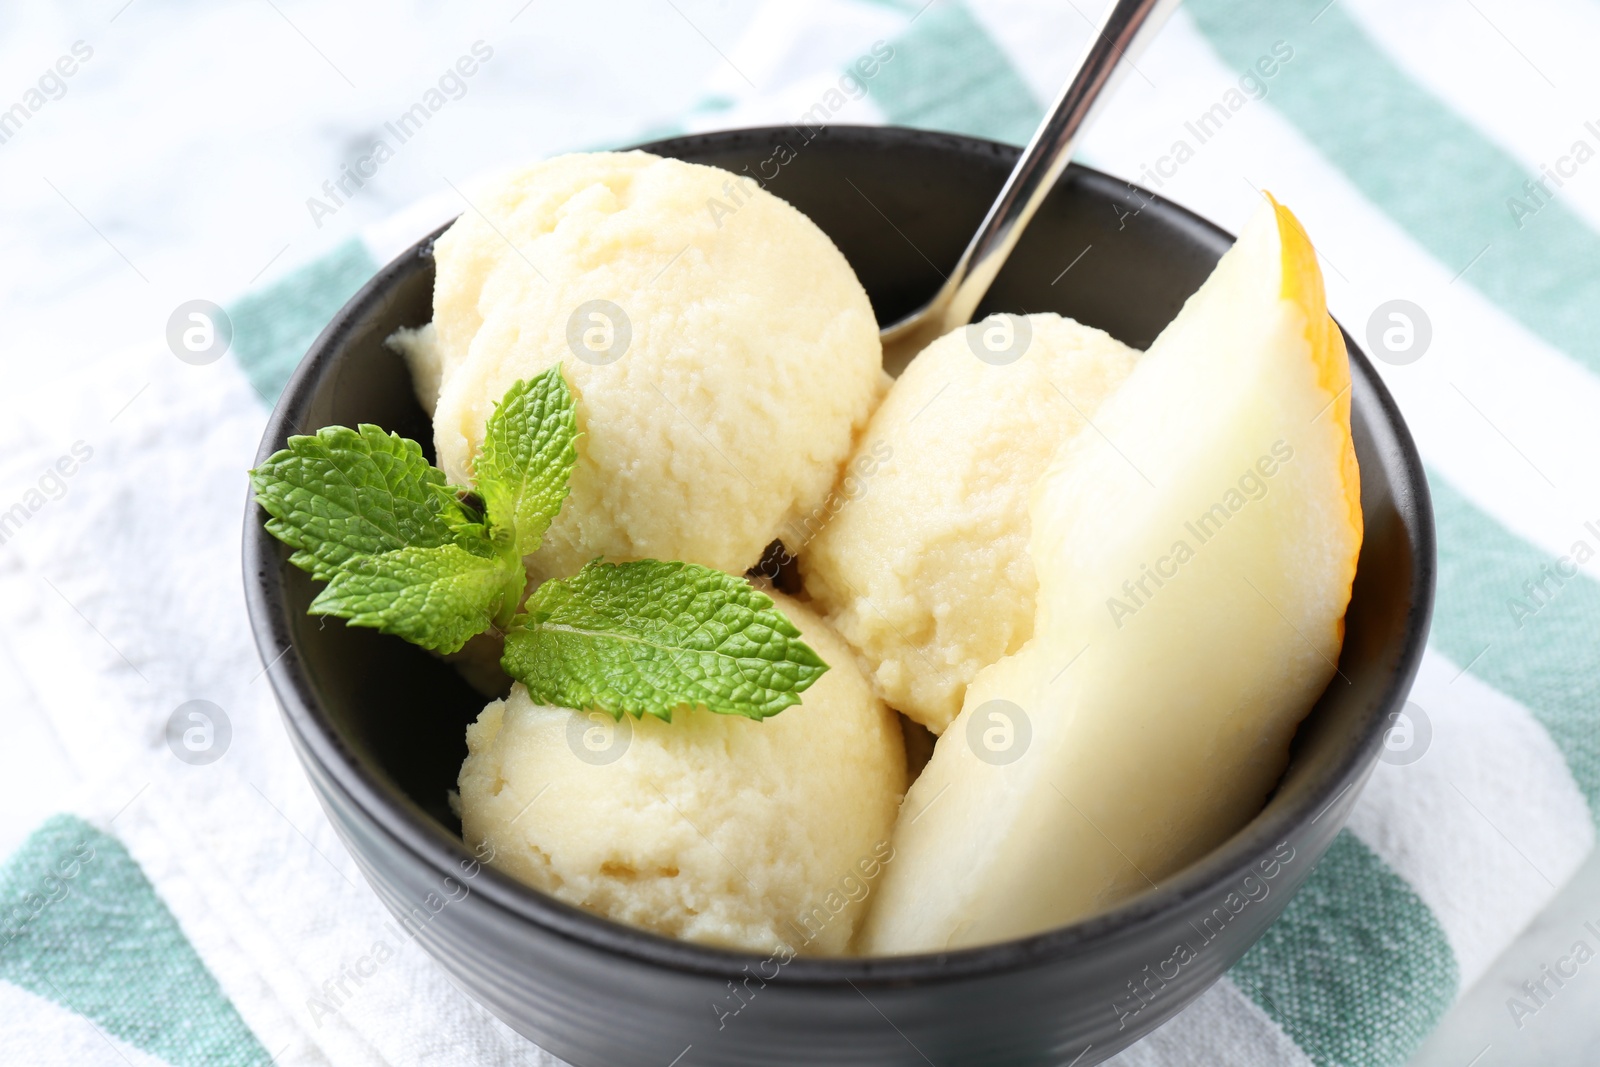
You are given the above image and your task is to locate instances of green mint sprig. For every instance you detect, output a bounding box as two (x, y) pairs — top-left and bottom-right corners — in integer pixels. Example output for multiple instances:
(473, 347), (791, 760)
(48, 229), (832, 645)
(504, 560), (827, 721)
(249, 368), (573, 651)
(249, 364), (827, 721)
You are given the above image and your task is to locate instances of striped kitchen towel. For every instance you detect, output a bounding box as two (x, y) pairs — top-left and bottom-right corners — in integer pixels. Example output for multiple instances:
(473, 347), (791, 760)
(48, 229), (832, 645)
(1, 1), (1595, 1065)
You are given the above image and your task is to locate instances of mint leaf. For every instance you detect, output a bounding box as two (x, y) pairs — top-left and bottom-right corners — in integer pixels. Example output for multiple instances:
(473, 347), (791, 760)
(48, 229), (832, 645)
(310, 544), (522, 654)
(475, 367), (579, 557)
(249, 425), (457, 580)
(251, 423), (522, 649)
(432, 483), (490, 542)
(501, 560), (828, 721)
(251, 379), (820, 722)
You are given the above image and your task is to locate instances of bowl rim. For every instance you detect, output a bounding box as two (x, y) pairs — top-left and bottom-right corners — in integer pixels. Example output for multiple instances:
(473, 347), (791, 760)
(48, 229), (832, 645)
(243, 123), (1436, 986)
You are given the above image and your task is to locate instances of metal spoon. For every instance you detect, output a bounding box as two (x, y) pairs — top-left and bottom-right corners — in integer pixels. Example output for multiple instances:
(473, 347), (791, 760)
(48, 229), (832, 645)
(880, 0), (1182, 372)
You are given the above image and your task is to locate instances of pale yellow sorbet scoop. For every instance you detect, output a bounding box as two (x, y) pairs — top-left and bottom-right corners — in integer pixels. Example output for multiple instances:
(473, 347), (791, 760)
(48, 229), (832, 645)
(419, 151), (885, 582)
(458, 590), (906, 956)
(802, 312), (1138, 733)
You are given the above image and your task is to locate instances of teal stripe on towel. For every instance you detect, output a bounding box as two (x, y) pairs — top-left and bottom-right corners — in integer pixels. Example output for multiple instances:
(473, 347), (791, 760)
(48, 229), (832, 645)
(0, 814), (270, 1067)
(1426, 476), (1600, 814)
(1189, 0), (1600, 377)
(1231, 830), (1458, 1067)
(873, 1), (1043, 145)
(228, 236), (378, 405)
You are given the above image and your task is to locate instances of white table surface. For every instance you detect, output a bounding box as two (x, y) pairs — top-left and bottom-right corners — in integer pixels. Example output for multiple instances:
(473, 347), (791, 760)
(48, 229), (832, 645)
(0, 2), (1595, 1064)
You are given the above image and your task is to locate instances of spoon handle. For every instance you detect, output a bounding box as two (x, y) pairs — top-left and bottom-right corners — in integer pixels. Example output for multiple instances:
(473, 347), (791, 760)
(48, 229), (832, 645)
(921, 0), (1181, 337)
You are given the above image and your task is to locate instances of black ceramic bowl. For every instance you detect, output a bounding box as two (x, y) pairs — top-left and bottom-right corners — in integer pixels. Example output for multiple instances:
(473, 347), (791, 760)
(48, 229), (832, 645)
(244, 126), (1433, 1067)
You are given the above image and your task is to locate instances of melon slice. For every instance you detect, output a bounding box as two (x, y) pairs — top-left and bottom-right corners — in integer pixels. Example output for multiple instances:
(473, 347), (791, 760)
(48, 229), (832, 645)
(860, 196), (1362, 953)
